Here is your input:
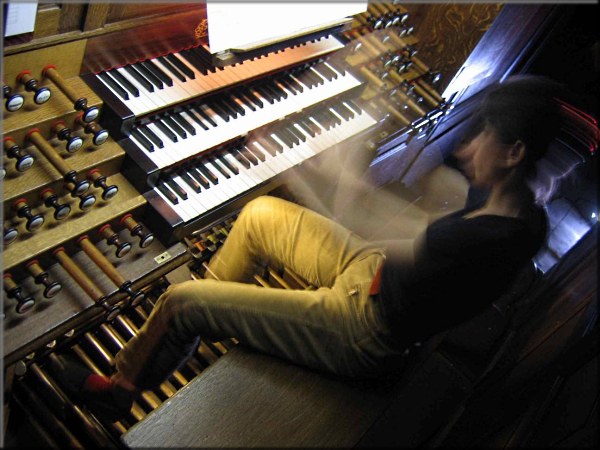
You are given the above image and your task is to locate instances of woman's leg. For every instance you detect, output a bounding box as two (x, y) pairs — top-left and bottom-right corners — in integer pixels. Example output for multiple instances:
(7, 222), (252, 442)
(115, 277), (362, 388)
(207, 195), (375, 286)
(114, 195), (386, 388)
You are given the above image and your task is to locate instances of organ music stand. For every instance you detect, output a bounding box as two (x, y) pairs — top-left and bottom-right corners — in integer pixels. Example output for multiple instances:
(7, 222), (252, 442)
(203, 2), (367, 67)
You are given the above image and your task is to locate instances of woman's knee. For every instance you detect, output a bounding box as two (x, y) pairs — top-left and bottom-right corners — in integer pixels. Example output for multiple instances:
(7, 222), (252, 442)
(155, 280), (204, 321)
(242, 196), (288, 219)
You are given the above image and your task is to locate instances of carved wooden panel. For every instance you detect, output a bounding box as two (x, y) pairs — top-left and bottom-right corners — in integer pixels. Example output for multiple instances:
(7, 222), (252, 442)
(105, 2), (198, 24)
(407, 3), (503, 93)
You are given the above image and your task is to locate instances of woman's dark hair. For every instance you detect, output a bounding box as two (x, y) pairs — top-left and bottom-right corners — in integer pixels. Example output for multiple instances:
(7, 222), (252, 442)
(479, 75), (568, 173)
(460, 75), (596, 205)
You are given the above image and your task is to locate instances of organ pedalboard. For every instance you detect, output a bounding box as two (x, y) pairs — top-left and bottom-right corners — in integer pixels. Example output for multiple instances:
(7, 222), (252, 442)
(2, 2), (448, 447)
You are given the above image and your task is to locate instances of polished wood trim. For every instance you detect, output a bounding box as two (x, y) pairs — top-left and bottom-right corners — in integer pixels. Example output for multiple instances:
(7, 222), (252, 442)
(83, 3), (110, 32)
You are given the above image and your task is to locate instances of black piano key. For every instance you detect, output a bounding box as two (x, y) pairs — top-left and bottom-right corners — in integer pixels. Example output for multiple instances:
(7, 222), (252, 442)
(267, 128), (294, 152)
(185, 107), (210, 130)
(157, 55), (187, 83)
(217, 151), (239, 175)
(208, 157), (231, 179)
(320, 109), (337, 128)
(124, 65), (154, 92)
(315, 62), (337, 81)
(179, 170), (201, 193)
(284, 74), (304, 93)
(245, 144), (266, 162)
(110, 70), (140, 97)
(187, 165), (210, 189)
(287, 123), (306, 142)
(333, 102), (354, 120)
(273, 128), (294, 147)
(217, 97), (239, 119)
(163, 115), (187, 139)
(242, 88), (263, 108)
(308, 116), (324, 135)
(253, 85), (274, 104)
(285, 124), (304, 144)
(133, 62), (164, 89)
(231, 146), (252, 169)
(207, 100), (231, 122)
(189, 47), (217, 73)
(224, 96), (246, 116)
(270, 81), (288, 99)
(98, 71), (129, 100)
(277, 76), (298, 95)
(262, 134), (283, 154)
(277, 125), (297, 146)
(313, 111), (331, 130)
(232, 91), (255, 112)
(311, 65), (330, 82)
(281, 126), (301, 145)
(239, 145), (259, 165)
(306, 66), (325, 86)
(190, 46), (217, 73)
(139, 124), (164, 149)
(263, 83), (283, 101)
(194, 105), (218, 127)
(142, 60), (173, 87)
(178, 49), (208, 75)
(325, 107), (342, 126)
(327, 58), (346, 76)
(196, 161), (219, 184)
(131, 128), (154, 152)
(293, 66), (316, 88)
(345, 99), (363, 115)
(297, 118), (316, 137)
(164, 175), (188, 200)
(172, 112), (196, 136)
(156, 181), (178, 205)
(166, 54), (195, 79)
(155, 120), (178, 143)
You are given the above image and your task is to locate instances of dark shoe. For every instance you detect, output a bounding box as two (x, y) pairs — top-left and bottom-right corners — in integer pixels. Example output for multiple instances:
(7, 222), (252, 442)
(49, 354), (133, 420)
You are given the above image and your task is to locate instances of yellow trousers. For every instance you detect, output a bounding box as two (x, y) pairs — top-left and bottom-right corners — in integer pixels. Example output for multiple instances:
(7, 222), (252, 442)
(115, 196), (406, 388)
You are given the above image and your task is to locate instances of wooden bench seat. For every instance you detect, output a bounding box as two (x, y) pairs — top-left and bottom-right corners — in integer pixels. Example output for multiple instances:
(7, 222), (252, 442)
(122, 261), (540, 448)
(122, 345), (392, 448)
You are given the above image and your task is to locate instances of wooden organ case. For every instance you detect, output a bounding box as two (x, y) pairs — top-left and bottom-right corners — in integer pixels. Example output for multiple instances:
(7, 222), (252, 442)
(2, 2), (454, 446)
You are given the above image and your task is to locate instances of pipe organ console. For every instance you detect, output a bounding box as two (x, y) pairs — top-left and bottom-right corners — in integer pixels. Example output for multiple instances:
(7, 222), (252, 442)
(2, 2), (451, 447)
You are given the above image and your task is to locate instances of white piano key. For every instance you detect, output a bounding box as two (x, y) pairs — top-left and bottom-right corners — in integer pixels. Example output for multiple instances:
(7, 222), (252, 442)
(114, 67), (162, 113)
(172, 173), (215, 216)
(154, 181), (195, 222)
(128, 132), (172, 168)
(96, 71), (146, 116)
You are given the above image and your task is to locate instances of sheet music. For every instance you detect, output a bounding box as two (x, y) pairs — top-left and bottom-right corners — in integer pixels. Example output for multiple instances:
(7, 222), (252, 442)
(206, 1), (367, 54)
(3, 1), (38, 37)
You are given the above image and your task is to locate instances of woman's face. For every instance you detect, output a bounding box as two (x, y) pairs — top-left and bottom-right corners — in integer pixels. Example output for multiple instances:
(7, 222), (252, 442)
(453, 125), (513, 188)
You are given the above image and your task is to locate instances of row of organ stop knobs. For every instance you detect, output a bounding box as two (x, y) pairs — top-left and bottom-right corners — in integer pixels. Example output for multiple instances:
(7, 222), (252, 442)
(5, 166), (118, 246)
(3, 65), (113, 246)
(3, 214), (155, 317)
(2, 116), (109, 179)
(4, 65), (99, 120)
(2, 64), (108, 180)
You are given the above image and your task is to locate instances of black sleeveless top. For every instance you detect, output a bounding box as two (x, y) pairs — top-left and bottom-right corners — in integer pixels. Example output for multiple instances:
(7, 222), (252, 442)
(378, 207), (547, 346)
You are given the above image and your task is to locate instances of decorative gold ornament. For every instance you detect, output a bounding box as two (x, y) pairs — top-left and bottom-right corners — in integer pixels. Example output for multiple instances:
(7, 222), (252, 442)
(195, 19), (208, 40)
